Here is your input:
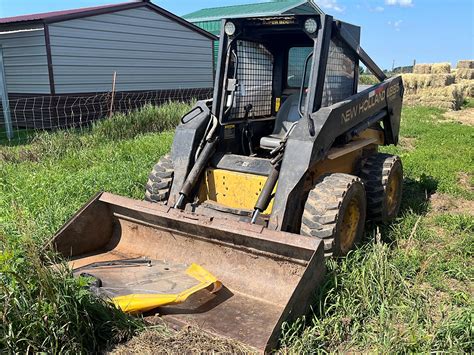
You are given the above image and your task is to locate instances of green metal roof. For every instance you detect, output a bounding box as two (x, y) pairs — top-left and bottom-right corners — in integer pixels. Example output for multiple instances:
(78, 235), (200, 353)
(183, 0), (322, 22)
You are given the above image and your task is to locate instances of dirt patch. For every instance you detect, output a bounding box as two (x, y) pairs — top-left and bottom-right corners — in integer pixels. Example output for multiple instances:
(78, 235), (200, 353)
(110, 326), (255, 354)
(443, 107), (474, 126)
(429, 193), (474, 215)
(457, 172), (473, 192)
(399, 137), (416, 151)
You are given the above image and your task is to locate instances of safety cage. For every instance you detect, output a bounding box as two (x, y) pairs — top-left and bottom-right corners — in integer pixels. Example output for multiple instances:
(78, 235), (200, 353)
(212, 15), (362, 125)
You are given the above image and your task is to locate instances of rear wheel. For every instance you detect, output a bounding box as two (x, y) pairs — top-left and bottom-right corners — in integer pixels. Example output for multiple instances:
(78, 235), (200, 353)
(145, 154), (174, 203)
(300, 173), (367, 257)
(360, 153), (403, 223)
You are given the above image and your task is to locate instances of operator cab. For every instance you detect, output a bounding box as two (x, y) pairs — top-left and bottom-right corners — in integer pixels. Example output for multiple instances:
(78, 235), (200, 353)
(214, 16), (359, 157)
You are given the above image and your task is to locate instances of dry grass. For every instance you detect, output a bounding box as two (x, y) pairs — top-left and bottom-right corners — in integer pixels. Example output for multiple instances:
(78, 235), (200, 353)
(443, 106), (474, 126)
(429, 193), (474, 214)
(110, 326), (255, 355)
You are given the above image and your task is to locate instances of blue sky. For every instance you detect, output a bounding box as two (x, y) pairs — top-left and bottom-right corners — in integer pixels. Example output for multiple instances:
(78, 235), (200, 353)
(0, 0), (472, 69)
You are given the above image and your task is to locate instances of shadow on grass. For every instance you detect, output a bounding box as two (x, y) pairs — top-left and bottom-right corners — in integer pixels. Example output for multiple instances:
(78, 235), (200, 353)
(280, 175), (440, 351)
(364, 174), (438, 245)
(400, 175), (438, 215)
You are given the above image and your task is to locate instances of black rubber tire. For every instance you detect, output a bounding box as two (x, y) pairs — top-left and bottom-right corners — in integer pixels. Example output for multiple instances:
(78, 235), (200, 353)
(145, 154), (174, 203)
(300, 173), (367, 257)
(360, 153), (403, 223)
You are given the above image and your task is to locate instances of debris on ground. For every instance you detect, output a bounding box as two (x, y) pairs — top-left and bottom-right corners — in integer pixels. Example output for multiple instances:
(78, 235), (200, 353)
(109, 326), (256, 355)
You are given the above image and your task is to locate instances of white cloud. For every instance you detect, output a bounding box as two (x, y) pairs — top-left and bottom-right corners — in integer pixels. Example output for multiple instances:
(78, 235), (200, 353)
(318, 0), (345, 12)
(385, 0), (414, 7)
(371, 6), (385, 12)
(388, 19), (403, 31)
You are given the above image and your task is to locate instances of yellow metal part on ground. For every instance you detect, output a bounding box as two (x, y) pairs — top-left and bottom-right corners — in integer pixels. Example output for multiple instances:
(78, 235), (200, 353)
(199, 168), (276, 214)
(112, 263), (222, 314)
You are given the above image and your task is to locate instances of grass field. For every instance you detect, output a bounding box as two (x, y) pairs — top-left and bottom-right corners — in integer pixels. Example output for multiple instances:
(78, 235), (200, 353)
(1, 102), (473, 352)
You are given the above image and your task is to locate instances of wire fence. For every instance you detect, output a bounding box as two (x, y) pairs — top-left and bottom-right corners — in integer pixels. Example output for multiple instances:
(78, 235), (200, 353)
(0, 87), (213, 144)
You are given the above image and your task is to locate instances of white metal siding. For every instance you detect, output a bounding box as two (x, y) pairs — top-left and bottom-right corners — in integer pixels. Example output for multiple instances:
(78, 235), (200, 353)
(49, 7), (214, 94)
(0, 28), (50, 94)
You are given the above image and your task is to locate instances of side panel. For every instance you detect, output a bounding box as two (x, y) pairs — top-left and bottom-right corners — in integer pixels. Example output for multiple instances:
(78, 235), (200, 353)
(270, 76), (404, 231)
(199, 168), (276, 214)
(0, 27), (50, 94)
(168, 101), (211, 205)
(48, 7), (214, 93)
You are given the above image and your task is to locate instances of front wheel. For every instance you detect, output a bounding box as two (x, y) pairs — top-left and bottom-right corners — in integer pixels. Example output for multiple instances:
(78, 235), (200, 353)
(145, 154), (174, 203)
(300, 173), (367, 257)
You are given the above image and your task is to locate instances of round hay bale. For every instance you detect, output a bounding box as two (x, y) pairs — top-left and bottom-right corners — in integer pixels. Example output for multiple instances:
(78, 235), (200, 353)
(431, 62), (451, 74)
(413, 63), (432, 74)
(457, 60), (474, 69)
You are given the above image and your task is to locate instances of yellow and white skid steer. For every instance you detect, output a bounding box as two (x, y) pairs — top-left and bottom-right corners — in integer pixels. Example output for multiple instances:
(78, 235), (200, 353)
(52, 14), (404, 352)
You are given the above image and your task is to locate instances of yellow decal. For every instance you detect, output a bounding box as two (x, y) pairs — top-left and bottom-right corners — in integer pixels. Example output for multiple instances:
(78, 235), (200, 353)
(275, 97), (281, 112)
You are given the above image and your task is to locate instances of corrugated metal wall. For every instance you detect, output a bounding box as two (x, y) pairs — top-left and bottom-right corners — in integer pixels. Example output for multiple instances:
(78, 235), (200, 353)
(48, 7), (214, 94)
(192, 20), (220, 66)
(0, 27), (50, 94)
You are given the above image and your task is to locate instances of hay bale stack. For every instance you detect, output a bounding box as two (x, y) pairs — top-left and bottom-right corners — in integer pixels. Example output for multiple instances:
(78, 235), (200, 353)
(456, 80), (474, 98)
(402, 73), (455, 94)
(431, 73), (455, 87)
(413, 63), (432, 74)
(403, 85), (464, 110)
(455, 69), (474, 81)
(431, 62), (451, 74)
(457, 60), (474, 69)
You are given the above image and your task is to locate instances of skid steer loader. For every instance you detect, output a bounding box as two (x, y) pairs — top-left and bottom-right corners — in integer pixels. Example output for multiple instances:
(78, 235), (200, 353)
(52, 14), (404, 352)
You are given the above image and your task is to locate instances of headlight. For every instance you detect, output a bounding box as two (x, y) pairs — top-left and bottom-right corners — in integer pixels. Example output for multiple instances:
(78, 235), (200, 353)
(224, 21), (236, 36)
(304, 18), (318, 34)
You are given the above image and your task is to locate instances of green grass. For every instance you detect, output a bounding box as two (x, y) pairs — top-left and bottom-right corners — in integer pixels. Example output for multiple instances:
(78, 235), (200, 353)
(0, 102), (187, 352)
(1, 104), (473, 352)
(463, 97), (474, 109)
(280, 106), (473, 352)
(359, 74), (379, 86)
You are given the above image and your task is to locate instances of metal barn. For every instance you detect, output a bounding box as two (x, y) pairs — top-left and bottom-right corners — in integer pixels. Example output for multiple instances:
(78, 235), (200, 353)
(0, 0), (216, 131)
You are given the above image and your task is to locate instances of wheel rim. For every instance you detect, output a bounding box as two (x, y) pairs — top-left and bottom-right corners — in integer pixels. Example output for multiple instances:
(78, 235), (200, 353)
(386, 171), (401, 216)
(340, 197), (360, 253)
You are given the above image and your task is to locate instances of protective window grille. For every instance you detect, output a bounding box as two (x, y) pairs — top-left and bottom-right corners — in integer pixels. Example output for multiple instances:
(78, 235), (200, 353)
(287, 47), (313, 88)
(231, 40), (274, 119)
(321, 37), (356, 107)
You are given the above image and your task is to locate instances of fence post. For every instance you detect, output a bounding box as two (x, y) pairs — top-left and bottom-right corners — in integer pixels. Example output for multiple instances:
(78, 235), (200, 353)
(0, 46), (13, 141)
(109, 71), (116, 118)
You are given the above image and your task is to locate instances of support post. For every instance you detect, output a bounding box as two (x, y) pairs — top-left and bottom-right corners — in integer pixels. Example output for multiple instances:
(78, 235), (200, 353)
(0, 46), (12, 141)
(109, 71), (117, 118)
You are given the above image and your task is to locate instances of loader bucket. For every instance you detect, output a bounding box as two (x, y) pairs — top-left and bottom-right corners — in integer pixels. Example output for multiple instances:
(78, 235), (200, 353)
(51, 192), (325, 352)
